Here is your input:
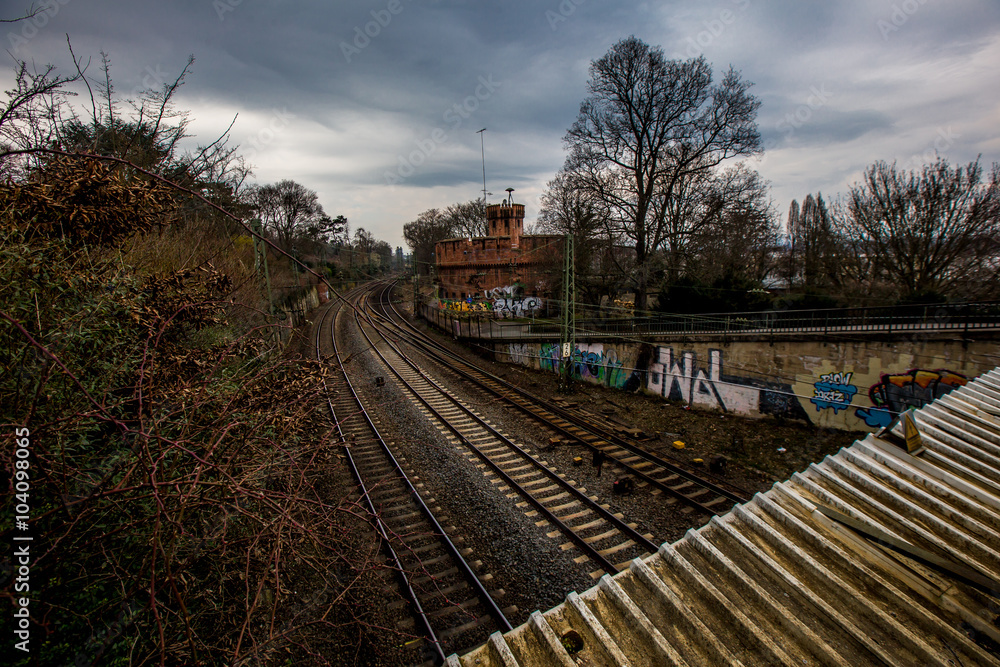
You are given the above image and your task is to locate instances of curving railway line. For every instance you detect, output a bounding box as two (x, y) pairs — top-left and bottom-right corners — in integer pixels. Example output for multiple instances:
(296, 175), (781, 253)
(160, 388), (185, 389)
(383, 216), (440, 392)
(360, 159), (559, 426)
(315, 278), (755, 664)
(366, 281), (750, 516)
(351, 287), (659, 575)
(314, 286), (512, 664)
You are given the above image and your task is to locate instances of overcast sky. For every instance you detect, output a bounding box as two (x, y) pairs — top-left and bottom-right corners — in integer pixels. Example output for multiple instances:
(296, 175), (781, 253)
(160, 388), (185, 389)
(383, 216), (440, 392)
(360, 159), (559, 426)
(4, 0), (999, 248)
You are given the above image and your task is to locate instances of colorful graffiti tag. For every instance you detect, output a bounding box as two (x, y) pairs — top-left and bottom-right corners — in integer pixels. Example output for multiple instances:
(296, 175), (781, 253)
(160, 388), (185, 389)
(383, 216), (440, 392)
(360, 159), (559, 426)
(809, 372), (858, 414)
(440, 300), (492, 313)
(570, 344), (632, 389)
(511, 342), (638, 389)
(539, 343), (561, 373)
(855, 369), (968, 428)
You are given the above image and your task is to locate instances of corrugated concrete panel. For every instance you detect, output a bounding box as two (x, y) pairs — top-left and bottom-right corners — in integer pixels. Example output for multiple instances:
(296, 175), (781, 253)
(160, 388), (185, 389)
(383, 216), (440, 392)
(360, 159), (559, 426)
(455, 368), (1000, 666)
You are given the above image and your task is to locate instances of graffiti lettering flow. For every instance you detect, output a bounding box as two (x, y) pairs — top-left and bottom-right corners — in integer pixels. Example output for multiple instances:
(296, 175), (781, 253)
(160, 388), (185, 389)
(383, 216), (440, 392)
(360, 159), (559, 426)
(810, 371), (858, 414)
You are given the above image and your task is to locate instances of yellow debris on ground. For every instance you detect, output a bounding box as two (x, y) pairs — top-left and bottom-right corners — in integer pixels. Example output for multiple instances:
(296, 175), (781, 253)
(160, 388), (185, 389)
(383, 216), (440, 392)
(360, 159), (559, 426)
(672, 441), (685, 449)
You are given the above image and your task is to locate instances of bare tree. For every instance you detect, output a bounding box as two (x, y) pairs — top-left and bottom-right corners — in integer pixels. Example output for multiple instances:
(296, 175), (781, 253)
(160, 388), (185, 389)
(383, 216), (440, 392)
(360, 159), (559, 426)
(833, 157), (1000, 301)
(403, 208), (454, 275)
(0, 55), (81, 176)
(788, 193), (836, 289)
(564, 36), (762, 312)
(251, 179), (327, 253)
(444, 197), (488, 238)
(688, 164), (778, 283)
(538, 170), (607, 239)
(353, 226), (376, 258)
(537, 170), (613, 307)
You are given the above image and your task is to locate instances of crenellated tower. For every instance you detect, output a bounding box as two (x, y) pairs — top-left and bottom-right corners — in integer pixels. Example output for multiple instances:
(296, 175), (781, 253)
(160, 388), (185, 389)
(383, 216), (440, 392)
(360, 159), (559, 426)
(486, 201), (525, 248)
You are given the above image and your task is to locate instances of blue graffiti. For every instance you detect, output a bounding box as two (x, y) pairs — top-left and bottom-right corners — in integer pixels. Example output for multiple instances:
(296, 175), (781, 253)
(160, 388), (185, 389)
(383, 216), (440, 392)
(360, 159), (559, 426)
(809, 372), (858, 415)
(855, 407), (894, 429)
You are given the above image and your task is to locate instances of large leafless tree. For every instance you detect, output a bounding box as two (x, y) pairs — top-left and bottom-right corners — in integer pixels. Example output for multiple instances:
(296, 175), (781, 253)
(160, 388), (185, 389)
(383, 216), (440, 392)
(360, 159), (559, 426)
(444, 197), (488, 238)
(251, 179), (328, 253)
(833, 157), (1000, 301)
(686, 163), (778, 284)
(403, 208), (453, 275)
(537, 170), (618, 308)
(564, 36), (762, 311)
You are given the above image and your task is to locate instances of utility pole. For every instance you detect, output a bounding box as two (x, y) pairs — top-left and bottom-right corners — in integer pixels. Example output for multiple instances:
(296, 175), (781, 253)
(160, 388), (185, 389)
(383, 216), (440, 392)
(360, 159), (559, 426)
(559, 233), (575, 392)
(251, 218), (277, 342)
(412, 255), (418, 315)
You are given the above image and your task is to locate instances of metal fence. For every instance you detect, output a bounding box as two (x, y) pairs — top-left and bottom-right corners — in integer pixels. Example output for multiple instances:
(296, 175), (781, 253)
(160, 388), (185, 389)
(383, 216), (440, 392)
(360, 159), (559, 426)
(420, 300), (1000, 341)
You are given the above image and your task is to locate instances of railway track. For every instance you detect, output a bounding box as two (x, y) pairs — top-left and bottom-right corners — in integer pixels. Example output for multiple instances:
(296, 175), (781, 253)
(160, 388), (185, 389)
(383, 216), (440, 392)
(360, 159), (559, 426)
(369, 282), (750, 517)
(315, 287), (512, 665)
(350, 286), (659, 579)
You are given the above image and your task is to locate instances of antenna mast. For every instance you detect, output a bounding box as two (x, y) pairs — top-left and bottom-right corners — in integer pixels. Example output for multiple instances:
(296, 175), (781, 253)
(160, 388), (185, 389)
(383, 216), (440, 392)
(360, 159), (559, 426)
(477, 128), (488, 206)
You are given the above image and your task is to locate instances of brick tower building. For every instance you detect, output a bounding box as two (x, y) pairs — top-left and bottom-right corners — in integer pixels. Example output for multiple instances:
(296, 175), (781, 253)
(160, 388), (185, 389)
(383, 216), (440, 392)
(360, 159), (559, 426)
(434, 195), (562, 315)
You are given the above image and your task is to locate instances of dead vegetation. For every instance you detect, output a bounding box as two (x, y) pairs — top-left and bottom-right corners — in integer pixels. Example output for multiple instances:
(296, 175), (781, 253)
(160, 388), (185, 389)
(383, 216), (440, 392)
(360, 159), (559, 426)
(0, 144), (391, 667)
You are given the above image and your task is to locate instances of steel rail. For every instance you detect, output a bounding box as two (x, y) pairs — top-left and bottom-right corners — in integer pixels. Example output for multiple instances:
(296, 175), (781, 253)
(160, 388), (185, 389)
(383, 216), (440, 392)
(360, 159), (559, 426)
(375, 285), (747, 511)
(354, 290), (659, 573)
(332, 285), (513, 637)
(316, 288), (511, 664)
(314, 291), (446, 664)
(385, 281), (748, 503)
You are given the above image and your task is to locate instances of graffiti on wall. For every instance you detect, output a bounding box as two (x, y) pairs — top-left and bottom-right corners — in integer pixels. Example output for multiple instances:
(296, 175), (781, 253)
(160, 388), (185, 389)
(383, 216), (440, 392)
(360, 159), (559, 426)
(486, 285), (543, 319)
(570, 343), (635, 389)
(809, 372), (858, 414)
(539, 343), (561, 373)
(502, 341), (974, 429)
(510, 342), (641, 390)
(854, 369), (968, 428)
(508, 343), (532, 366)
(440, 300), (492, 313)
(493, 296), (541, 318)
(646, 347), (801, 415)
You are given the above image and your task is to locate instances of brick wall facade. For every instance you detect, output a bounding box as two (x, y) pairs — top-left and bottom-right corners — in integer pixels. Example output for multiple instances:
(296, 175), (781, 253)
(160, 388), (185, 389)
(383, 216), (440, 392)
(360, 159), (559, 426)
(434, 202), (563, 302)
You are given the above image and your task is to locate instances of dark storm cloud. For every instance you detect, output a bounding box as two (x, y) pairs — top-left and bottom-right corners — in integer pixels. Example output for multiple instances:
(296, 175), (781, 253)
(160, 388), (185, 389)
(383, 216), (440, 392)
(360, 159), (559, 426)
(3, 0), (998, 243)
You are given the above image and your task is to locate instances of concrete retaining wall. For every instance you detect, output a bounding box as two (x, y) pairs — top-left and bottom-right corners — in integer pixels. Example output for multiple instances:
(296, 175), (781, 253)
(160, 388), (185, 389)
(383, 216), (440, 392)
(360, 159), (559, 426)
(494, 337), (1000, 432)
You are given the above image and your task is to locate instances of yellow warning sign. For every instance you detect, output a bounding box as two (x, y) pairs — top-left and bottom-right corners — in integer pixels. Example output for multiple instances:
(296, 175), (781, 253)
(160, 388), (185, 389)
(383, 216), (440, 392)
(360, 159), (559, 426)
(903, 409), (923, 454)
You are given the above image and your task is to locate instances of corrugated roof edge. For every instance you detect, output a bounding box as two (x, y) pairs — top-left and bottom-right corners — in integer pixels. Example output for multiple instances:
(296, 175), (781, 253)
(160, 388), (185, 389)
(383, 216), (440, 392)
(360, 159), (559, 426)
(454, 367), (1000, 666)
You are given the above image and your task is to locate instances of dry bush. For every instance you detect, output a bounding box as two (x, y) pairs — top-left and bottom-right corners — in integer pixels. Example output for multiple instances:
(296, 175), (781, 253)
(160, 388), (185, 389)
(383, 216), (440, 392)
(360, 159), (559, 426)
(1, 155), (393, 666)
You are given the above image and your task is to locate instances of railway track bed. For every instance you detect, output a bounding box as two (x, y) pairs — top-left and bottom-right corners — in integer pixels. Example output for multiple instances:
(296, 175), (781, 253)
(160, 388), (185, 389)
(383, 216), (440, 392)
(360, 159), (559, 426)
(314, 279), (788, 662)
(323, 287), (613, 661)
(367, 286), (753, 542)
(353, 293), (659, 576)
